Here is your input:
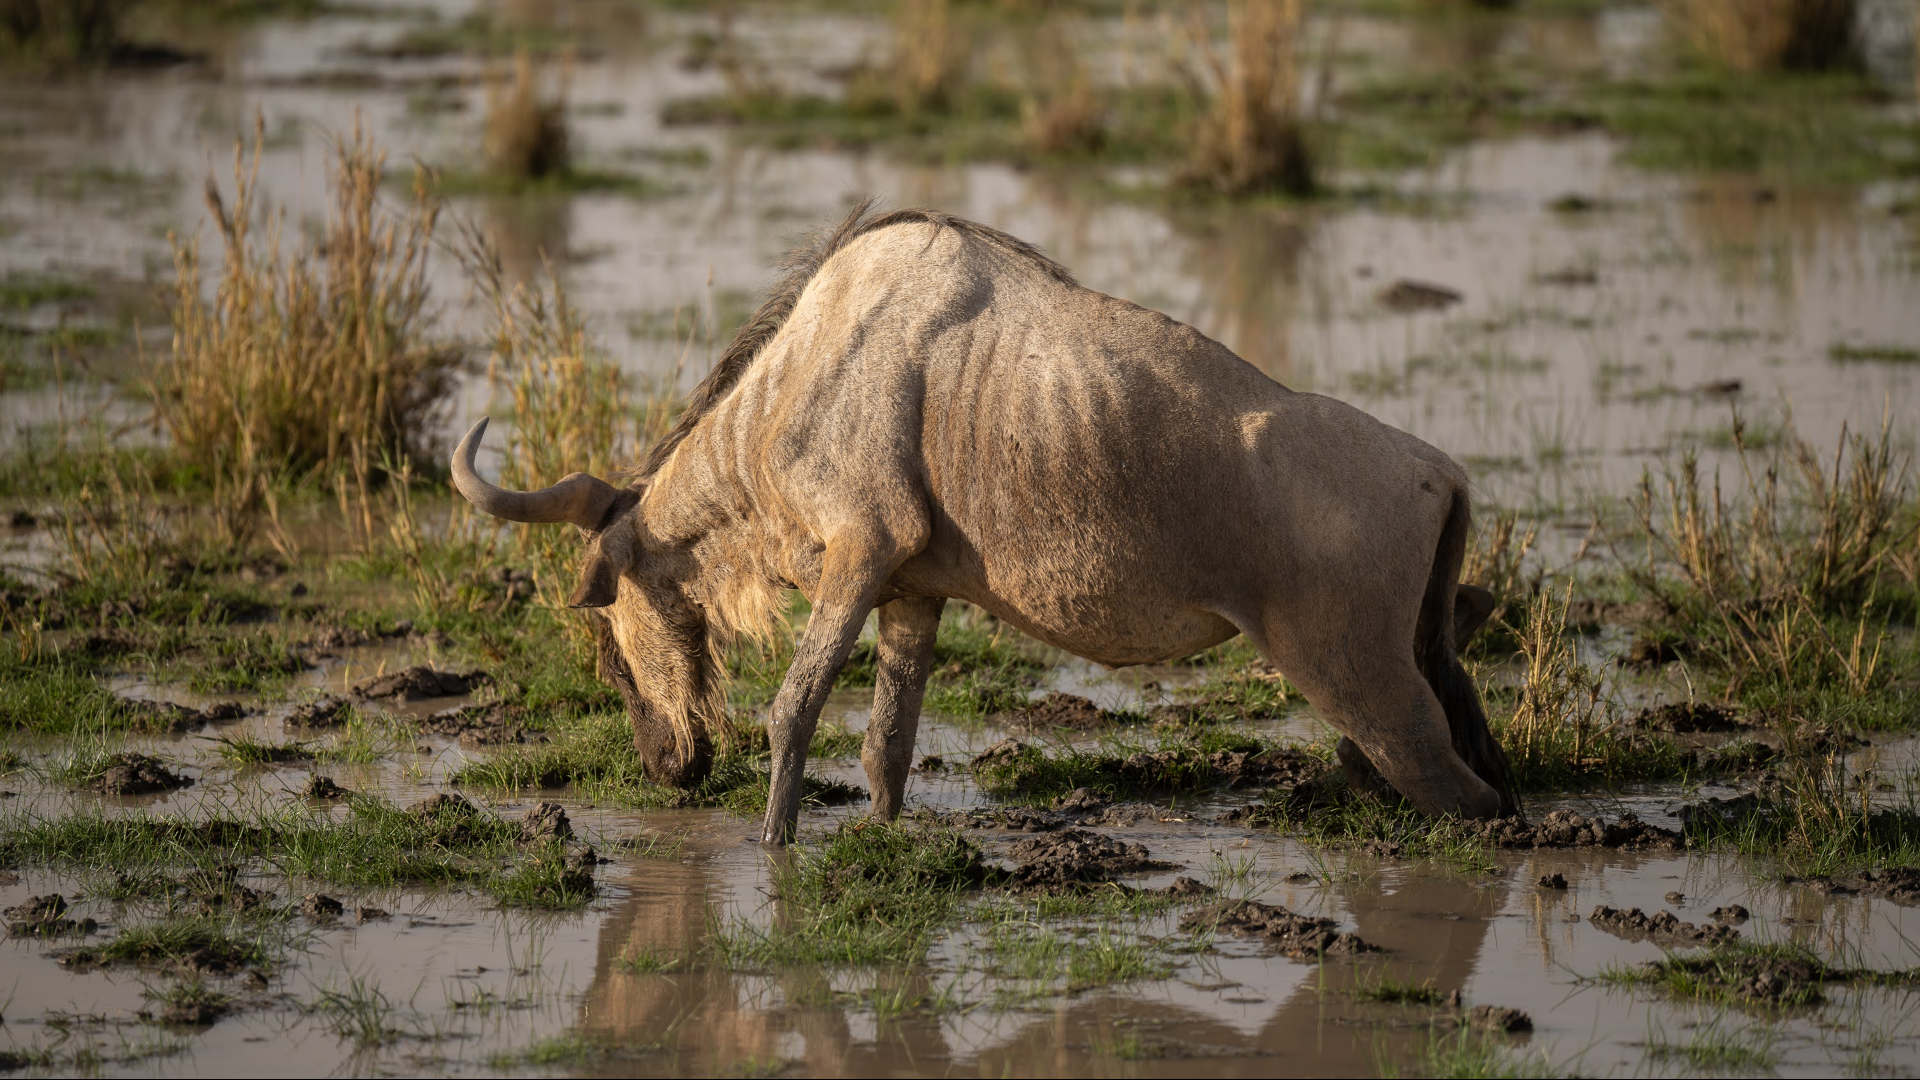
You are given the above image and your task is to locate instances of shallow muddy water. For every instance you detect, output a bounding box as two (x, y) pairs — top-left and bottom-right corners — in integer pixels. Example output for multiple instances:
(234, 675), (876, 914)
(4, 1), (1920, 1076)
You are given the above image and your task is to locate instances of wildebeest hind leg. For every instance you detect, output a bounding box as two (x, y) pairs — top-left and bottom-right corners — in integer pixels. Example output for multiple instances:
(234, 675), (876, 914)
(1264, 646), (1502, 819)
(863, 596), (944, 820)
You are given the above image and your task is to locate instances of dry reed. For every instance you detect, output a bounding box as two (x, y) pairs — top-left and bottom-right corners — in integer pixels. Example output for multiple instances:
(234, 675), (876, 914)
(1180, 0), (1314, 196)
(484, 50), (571, 180)
(884, 0), (968, 113)
(1018, 15), (1104, 154)
(1666, 0), (1857, 71)
(148, 114), (462, 547)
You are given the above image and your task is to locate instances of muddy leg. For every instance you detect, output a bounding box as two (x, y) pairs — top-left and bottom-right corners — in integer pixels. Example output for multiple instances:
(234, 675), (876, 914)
(761, 550), (889, 846)
(1314, 665), (1501, 818)
(863, 596), (943, 821)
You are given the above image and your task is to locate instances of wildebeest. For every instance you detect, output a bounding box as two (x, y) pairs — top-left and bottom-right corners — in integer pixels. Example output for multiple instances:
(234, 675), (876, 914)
(452, 202), (1519, 844)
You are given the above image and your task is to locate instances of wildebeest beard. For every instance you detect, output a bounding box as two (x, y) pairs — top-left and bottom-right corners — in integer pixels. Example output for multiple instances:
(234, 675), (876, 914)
(590, 586), (720, 788)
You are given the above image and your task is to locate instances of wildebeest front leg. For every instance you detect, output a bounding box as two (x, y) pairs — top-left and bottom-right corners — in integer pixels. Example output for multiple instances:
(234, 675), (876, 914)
(760, 550), (890, 846)
(863, 596), (944, 820)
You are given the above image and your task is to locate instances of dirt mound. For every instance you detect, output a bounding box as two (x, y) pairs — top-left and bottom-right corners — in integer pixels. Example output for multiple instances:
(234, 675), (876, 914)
(1634, 702), (1744, 732)
(1589, 905), (1738, 945)
(1787, 868), (1920, 906)
(1378, 278), (1462, 312)
(1005, 828), (1170, 890)
(88, 753), (192, 795)
(299, 893), (345, 921)
(1710, 904), (1749, 923)
(994, 693), (1132, 731)
(5, 893), (95, 938)
(1476, 809), (1681, 850)
(519, 801), (572, 843)
(352, 666), (491, 702)
(424, 701), (538, 746)
(303, 775), (349, 799)
(284, 696), (351, 731)
(122, 698), (246, 734)
(1183, 899), (1375, 958)
(302, 619), (414, 654)
(972, 737), (1324, 798)
(1467, 1005), (1533, 1033)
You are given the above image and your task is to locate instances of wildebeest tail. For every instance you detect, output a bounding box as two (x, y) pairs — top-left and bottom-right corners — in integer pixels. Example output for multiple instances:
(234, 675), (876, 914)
(1418, 489), (1521, 818)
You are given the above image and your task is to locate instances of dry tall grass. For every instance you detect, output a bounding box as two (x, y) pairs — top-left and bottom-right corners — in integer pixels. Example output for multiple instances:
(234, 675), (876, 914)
(1018, 15), (1103, 154)
(1180, 0), (1314, 196)
(885, 0), (968, 113)
(1498, 583), (1612, 780)
(1667, 0), (1857, 71)
(148, 115), (462, 544)
(1631, 414), (1914, 696)
(485, 50), (571, 180)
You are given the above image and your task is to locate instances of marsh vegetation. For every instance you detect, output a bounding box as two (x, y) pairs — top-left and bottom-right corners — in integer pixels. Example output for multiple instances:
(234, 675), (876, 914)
(2, 0), (1918, 1076)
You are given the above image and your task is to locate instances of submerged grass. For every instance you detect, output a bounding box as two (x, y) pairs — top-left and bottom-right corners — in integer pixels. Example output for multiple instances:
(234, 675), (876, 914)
(711, 820), (990, 969)
(1595, 939), (1920, 1008)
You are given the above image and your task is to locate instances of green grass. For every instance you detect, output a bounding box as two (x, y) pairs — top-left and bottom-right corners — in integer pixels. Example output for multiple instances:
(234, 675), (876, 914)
(448, 710), (861, 816)
(1645, 1016), (1779, 1073)
(0, 271), (95, 310)
(1829, 342), (1920, 365)
(417, 167), (673, 200)
(1354, 971), (1444, 1005)
(1382, 1025), (1563, 1079)
(0, 795), (598, 909)
(710, 820), (990, 968)
(974, 918), (1172, 999)
(65, 914), (285, 973)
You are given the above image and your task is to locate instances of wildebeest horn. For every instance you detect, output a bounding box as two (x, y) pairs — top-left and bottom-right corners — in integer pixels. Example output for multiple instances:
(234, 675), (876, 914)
(451, 418), (619, 530)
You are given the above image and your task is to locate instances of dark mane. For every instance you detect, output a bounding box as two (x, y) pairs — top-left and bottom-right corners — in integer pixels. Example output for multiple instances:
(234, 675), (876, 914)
(634, 200), (1075, 480)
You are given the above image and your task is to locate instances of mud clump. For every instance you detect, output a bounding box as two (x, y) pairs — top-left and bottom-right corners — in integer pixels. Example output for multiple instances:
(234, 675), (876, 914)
(1184, 899), (1375, 959)
(1537, 873), (1568, 890)
(519, 801), (572, 843)
(1476, 809), (1681, 850)
(1589, 905), (1738, 945)
(5, 894), (95, 938)
(299, 893), (345, 921)
(1166, 876), (1214, 899)
(425, 700), (538, 747)
(1710, 904), (1750, 924)
(1468, 1005), (1534, 1033)
(352, 666), (491, 702)
(284, 696), (351, 731)
(303, 775), (349, 800)
(1634, 702), (1744, 732)
(156, 993), (229, 1026)
(123, 697), (246, 734)
(972, 737), (1323, 798)
(88, 753), (192, 795)
(1787, 867), (1920, 906)
(994, 693), (1132, 731)
(1005, 828), (1170, 890)
(409, 792), (491, 844)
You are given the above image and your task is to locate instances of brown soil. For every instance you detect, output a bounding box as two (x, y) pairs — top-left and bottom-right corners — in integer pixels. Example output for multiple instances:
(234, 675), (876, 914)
(1788, 868), (1920, 906)
(1004, 828), (1171, 890)
(424, 700), (538, 746)
(519, 801), (572, 843)
(302, 775), (349, 799)
(156, 994), (229, 1026)
(298, 893), (345, 921)
(1183, 899), (1375, 959)
(284, 696), (351, 731)
(1634, 702), (1745, 732)
(87, 752), (192, 795)
(1467, 1005), (1534, 1033)
(1377, 279), (1462, 312)
(1476, 810), (1682, 850)
(352, 666), (491, 702)
(1589, 905), (1739, 945)
(994, 692), (1133, 731)
(4, 893), (95, 938)
(122, 697), (247, 733)
(1710, 904), (1750, 923)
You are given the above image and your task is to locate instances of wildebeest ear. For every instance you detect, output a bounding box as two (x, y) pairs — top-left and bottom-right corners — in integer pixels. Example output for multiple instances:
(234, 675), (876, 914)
(1453, 584), (1496, 646)
(567, 517), (636, 609)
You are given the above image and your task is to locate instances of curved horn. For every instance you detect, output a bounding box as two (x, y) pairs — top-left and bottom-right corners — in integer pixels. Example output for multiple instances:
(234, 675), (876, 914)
(451, 417), (619, 529)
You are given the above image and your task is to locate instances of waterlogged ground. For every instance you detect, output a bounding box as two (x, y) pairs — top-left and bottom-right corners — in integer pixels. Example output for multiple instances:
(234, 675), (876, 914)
(4, 1), (1920, 1077)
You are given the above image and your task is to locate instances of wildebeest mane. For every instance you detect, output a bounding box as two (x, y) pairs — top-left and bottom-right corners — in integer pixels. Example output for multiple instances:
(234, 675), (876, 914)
(634, 199), (1074, 480)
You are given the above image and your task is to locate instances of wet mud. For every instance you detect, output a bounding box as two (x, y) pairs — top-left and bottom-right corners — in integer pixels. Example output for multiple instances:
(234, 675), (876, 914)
(1588, 905), (1741, 946)
(1184, 899), (1376, 959)
(84, 752), (192, 795)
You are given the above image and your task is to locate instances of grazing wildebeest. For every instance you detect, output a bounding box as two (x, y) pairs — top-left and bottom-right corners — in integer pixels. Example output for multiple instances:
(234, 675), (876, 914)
(453, 202), (1519, 844)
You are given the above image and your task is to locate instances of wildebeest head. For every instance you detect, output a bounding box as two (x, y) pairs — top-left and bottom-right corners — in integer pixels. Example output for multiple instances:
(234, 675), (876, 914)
(451, 418), (718, 787)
